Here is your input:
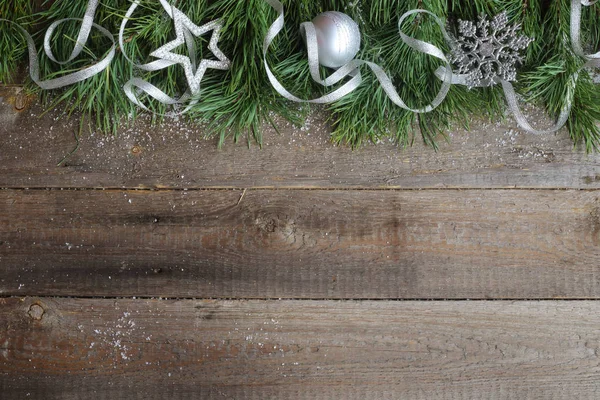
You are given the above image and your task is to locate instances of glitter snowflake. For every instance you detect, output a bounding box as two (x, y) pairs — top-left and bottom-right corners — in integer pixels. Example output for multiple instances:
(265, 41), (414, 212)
(449, 12), (534, 89)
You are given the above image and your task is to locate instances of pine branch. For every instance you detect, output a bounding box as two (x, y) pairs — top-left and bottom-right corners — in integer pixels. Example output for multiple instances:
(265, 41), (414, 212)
(1, 0), (598, 152)
(0, 0), (33, 83)
(522, 0), (600, 152)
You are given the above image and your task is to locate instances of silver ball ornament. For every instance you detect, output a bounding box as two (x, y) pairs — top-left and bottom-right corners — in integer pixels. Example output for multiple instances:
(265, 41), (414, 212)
(310, 11), (361, 69)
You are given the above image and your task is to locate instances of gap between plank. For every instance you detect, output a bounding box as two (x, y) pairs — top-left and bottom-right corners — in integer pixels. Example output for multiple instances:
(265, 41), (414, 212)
(2, 295), (600, 302)
(2, 187), (600, 192)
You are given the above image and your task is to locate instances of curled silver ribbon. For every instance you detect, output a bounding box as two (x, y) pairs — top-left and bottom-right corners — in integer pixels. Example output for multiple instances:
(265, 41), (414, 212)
(0, 0), (115, 90)
(264, 1), (600, 135)
(263, 0), (454, 113)
(571, 0), (600, 69)
(434, 1), (600, 135)
(432, 67), (574, 136)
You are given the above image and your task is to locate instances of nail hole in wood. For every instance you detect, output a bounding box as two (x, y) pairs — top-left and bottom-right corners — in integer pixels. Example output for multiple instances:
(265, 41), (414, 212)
(14, 92), (29, 112)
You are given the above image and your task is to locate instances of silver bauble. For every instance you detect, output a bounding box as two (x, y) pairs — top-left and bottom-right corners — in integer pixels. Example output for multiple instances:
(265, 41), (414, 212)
(310, 11), (361, 69)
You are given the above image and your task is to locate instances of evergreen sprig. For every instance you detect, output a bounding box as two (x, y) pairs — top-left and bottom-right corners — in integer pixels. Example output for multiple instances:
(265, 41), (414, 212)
(0, 0), (33, 83)
(522, 0), (600, 152)
(0, 0), (598, 151)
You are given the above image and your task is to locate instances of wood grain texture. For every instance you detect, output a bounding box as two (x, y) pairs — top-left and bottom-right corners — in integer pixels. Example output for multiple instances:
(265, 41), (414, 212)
(1, 189), (599, 298)
(2, 297), (600, 400)
(1, 91), (599, 190)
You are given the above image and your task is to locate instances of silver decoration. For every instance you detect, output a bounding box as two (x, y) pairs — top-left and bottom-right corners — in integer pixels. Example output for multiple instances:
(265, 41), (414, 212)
(264, 0), (580, 136)
(1, 0), (115, 90)
(119, 0), (230, 115)
(150, 10), (230, 95)
(436, 14), (578, 135)
(434, 11), (576, 135)
(440, 2), (600, 135)
(309, 11), (361, 69)
(264, 0), (454, 112)
(449, 12), (534, 89)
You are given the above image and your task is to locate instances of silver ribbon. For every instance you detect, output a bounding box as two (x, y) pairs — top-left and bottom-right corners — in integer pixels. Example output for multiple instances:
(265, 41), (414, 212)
(264, 0), (600, 135)
(263, 0), (454, 113)
(434, 1), (600, 135)
(119, 0), (230, 115)
(478, 0), (599, 135)
(430, 64), (574, 135)
(571, 0), (600, 69)
(0, 0), (115, 90)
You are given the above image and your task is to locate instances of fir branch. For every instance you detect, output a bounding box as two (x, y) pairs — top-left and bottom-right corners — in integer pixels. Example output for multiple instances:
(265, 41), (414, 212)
(522, 0), (600, 152)
(1, 0), (599, 151)
(330, 0), (517, 148)
(0, 0), (33, 83)
(190, 0), (299, 146)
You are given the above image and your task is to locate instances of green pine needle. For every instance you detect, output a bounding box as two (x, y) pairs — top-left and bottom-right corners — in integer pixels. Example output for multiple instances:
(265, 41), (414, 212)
(0, 0), (599, 151)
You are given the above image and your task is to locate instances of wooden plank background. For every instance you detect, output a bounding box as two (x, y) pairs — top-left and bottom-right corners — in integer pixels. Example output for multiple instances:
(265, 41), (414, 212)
(2, 298), (600, 400)
(1, 87), (600, 398)
(1, 88), (599, 190)
(1, 189), (599, 299)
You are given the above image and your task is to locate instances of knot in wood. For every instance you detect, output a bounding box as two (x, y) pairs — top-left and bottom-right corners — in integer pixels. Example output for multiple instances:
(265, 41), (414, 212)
(28, 304), (45, 320)
(256, 216), (278, 233)
(255, 214), (299, 247)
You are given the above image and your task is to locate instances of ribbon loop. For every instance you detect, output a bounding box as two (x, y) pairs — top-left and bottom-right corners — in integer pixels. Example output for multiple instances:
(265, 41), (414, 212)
(571, 0), (600, 67)
(263, 1), (453, 112)
(43, 0), (102, 65)
(263, 0), (364, 104)
(1, 13), (115, 90)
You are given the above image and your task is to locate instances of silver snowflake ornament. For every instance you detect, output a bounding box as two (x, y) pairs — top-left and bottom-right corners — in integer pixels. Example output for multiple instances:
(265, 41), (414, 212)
(449, 12), (534, 89)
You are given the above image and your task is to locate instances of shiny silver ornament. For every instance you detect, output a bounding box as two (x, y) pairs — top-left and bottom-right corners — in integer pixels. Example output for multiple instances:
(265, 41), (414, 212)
(309, 11), (361, 68)
(119, 0), (230, 115)
(449, 12), (533, 89)
(150, 9), (230, 95)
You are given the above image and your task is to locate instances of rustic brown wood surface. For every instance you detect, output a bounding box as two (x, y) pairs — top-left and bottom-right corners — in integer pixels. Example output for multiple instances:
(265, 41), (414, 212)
(2, 89), (600, 398)
(2, 298), (600, 400)
(1, 189), (599, 298)
(1, 88), (599, 190)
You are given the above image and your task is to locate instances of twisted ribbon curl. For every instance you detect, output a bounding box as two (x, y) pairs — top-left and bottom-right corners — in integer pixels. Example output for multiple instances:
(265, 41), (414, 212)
(571, 0), (600, 69)
(264, 0), (600, 135)
(263, 0), (454, 112)
(0, 0), (115, 90)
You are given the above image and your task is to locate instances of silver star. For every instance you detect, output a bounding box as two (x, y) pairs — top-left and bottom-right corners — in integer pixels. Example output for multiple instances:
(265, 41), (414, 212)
(150, 7), (230, 95)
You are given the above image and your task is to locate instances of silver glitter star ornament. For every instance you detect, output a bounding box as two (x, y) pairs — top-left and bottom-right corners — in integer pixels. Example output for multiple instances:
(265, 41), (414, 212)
(119, 0), (231, 114)
(449, 12), (534, 89)
(150, 8), (230, 95)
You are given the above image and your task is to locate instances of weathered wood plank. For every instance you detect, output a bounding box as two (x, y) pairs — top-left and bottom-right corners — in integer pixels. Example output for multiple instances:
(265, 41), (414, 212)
(1, 189), (599, 298)
(1, 297), (600, 399)
(1, 91), (599, 189)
